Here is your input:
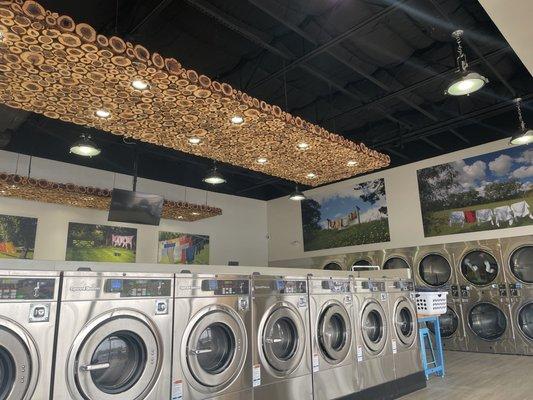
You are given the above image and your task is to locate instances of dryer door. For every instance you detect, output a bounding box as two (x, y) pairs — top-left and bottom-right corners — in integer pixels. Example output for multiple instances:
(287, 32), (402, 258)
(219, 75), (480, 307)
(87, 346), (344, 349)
(317, 302), (351, 364)
(418, 254), (452, 287)
(262, 305), (305, 374)
(461, 250), (499, 286)
(361, 301), (387, 353)
(468, 303), (507, 341)
(186, 307), (246, 389)
(71, 313), (161, 400)
(518, 301), (533, 340)
(509, 246), (533, 284)
(383, 257), (410, 270)
(429, 306), (459, 338)
(394, 298), (416, 347)
(0, 325), (34, 400)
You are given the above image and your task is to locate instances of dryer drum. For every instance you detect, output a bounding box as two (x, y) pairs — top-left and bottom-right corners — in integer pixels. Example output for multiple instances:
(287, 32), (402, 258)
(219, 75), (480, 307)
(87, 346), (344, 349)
(510, 246), (533, 283)
(461, 251), (499, 286)
(468, 303), (507, 341)
(383, 257), (409, 270)
(0, 346), (16, 400)
(418, 254), (451, 287)
(518, 302), (533, 340)
(428, 306), (458, 338)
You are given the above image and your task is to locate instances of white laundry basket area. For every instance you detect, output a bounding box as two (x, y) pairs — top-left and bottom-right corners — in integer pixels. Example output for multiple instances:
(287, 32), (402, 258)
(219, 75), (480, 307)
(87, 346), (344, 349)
(415, 291), (448, 315)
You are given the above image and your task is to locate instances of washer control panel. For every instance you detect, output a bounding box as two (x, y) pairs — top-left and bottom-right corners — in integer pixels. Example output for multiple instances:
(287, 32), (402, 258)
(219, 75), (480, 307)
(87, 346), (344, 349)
(361, 280), (386, 292)
(201, 279), (249, 295)
(321, 280), (351, 293)
(0, 278), (55, 300)
(104, 279), (172, 297)
(274, 280), (307, 294)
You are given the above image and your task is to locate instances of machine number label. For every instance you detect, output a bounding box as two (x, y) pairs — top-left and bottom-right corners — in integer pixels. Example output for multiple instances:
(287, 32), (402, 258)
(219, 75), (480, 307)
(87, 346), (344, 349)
(172, 380), (183, 400)
(356, 345), (363, 362)
(380, 293), (388, 301)
(253, 364), (261, 387)
(312, 353), (320, 372)
(297, 296), (307, 308)
(392, 339), (397, 354)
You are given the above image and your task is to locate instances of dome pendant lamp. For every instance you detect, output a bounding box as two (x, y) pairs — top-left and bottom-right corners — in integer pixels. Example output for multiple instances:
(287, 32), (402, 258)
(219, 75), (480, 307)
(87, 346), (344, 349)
(70, 134), (101, 157)
(289, 186), (306, 201)
(203, 162), (226, 185)
(445, 30), (488, 96)
(510, 98), (533, 145)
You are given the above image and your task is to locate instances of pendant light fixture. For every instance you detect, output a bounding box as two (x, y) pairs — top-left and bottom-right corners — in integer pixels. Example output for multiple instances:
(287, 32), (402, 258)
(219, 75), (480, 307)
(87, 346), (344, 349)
(289, 186), (306, 201)
(70, 134), (101, 157)
(510, 98), (533, 145)
(445, 30), (488, 96)
(203, 162), (226, 185)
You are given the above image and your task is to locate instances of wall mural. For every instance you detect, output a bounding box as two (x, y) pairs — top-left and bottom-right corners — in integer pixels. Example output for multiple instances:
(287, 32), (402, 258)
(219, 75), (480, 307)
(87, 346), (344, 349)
(417, 144), (533, 237)
(158, 232), (209, 265)
(0, 214), (37, 259)
(301, 178), (390, 251)
(66, 222), (137, 262)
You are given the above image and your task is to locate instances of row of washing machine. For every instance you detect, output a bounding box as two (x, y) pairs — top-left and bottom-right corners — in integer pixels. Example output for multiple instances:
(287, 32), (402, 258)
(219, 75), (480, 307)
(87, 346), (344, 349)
(312, 234), (533, 356)
(0, 266), (423, 400)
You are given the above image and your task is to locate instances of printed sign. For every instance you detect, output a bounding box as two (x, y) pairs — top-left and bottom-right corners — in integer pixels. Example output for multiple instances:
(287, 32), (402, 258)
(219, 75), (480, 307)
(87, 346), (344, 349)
(356, 345), (363, 362)
(253, 364), (261, 387)
(392, 338), (397, 354)
(172, 380), (183, 400)
(312, 353), (320, 372)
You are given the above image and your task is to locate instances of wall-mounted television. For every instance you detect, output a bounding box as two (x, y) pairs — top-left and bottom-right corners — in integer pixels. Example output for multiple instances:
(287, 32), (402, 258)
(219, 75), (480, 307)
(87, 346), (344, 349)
(108, 189), (164, 226)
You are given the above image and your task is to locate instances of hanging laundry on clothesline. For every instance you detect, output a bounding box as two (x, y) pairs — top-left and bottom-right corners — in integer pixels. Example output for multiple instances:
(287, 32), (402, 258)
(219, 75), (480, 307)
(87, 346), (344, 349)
(475, 209), (494, 225)
(494, 206), (514, 227)
(510, 201), (533, 219)
(449, 211), (465, 227)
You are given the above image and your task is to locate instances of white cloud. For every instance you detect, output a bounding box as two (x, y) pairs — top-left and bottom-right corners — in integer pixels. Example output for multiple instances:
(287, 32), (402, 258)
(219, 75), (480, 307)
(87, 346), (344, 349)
(489, 154), (513, 176)
(512, 165), (533, 179)
(358, 206), (385, 223)
(454, 160), (486, 186)
(517, 149), (533, 165)
(521, 181), (532, 192)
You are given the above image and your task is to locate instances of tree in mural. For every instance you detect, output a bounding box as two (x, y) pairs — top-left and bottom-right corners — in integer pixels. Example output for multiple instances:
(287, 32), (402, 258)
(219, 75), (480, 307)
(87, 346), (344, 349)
(301, 199), (322, 232)
(417, 163), (459, 211)
(354, 179), (387, 216)
(0, 215), (37, 258)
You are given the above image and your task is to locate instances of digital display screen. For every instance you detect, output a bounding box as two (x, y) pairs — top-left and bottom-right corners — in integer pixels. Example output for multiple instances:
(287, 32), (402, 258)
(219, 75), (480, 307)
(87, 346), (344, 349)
(200, 279), (249, 295)
(104, 279), (171, 297)
(0, 278), (55, 300)
(108, 189), (164, 226)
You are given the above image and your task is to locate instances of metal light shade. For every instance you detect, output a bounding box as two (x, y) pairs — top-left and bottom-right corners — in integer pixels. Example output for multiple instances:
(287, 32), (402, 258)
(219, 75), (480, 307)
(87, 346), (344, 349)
(70, 135), (101, 157)
(446, 71), (488, 96)
(203, 167), (226, 185)
(289, 187), (306, 201)
(510, 128), (533, 145)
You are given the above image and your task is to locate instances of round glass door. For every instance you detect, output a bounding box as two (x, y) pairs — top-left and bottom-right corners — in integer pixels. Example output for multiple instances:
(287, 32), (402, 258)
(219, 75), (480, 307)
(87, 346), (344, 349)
(429, 306), (458, 338)
(361, 302), (386, 353)
(0, 325), (34, 400)
(510, 246), (533, 283)
(353, 259), (371, 266)
(323, 263), (342, 271)
(461, 250), (499, 285)
(394, 300), (415, 346)
(0, 346), (15, 400)
(317, 303), (351, 363)
(468, 303), (507, 341)
(518, 302), (533, 340)
(383, 257), (409, 270)
(262, 305), (305, 375)
(419, 254), (452, 286)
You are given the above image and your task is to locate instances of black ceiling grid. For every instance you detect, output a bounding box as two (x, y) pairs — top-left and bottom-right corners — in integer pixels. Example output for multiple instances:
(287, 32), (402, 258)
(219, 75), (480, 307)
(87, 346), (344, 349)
(0, 0), (531, 200)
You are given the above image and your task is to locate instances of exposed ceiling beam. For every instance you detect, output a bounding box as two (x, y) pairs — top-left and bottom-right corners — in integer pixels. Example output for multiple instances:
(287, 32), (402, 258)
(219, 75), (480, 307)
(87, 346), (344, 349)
(421, 137), (444, 151)
(384, 147), (410, 160)
(128, 0), (173, 35)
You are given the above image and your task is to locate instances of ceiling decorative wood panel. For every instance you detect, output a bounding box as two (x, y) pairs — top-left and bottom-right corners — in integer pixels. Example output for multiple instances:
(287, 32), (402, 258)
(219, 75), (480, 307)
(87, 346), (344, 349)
(0, 0), (390, 186)
(0, 172), (222, 221)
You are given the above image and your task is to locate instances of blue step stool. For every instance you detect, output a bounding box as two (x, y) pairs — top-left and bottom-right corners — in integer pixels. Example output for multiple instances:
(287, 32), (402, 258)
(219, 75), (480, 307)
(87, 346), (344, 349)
(418, 315), (445, 380)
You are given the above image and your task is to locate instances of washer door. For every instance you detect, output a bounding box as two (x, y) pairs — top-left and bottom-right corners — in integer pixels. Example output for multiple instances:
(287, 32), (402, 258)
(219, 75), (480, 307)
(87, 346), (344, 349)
(461, 250), (499, 286)
(518, 302), (533, 340)
(419, 254), (451, 287)
(361, 301), (387, 353)
(72, 314), (160, 400)
(510, 246), (533, 284)
(186, 308), (245, 389)
(0, 326), (33, 400)
(383, 257), (409, 270)
(394, 299), (416, 346)
(429, 306), (459, 338)
(262, 305), (305, 374)
(317, 302), (351, 364)
(468, 303), (507, 341)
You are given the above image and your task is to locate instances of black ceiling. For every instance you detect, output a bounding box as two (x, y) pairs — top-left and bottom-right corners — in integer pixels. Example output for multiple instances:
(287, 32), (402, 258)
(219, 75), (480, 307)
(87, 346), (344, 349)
(0, 0), (531, 200)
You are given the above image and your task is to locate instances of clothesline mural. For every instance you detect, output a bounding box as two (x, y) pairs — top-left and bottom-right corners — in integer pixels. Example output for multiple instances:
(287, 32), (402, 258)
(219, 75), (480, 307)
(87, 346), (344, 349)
(0, 214), (37, 259)
(66, 222), (137, 262)
(417, 144), (533, 237)
(158, 232), (210, 265)
(301, 178), (390, 251)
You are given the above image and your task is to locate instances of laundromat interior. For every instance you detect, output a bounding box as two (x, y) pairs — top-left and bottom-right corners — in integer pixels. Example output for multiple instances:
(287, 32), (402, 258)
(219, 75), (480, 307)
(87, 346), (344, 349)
(0, 0), (532, 399)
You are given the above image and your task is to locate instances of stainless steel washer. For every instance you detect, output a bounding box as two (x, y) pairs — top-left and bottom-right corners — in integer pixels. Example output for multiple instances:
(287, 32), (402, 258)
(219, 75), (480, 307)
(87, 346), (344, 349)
(353, 278), (394, 391)
(252, 275), (312, 400)
(0, 270), (59, 400)
(53, 271), (173, 400)
(172, 273), (252, 400)
(308, 276), (356, 400)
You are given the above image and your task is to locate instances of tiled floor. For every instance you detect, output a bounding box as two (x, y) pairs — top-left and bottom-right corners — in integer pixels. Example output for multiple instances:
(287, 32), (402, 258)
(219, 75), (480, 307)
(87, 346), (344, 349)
(401, 351), (533, 400)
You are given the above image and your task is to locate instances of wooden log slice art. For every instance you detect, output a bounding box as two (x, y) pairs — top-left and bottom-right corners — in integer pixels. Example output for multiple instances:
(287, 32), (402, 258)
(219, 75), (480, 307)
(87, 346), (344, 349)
(0, 1), (390, 187)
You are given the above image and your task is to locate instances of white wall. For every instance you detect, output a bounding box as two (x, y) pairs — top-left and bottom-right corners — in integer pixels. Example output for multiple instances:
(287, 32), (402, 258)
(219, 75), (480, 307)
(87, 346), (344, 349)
(0, 150), (268, 267)
(267, 138), (532, 262)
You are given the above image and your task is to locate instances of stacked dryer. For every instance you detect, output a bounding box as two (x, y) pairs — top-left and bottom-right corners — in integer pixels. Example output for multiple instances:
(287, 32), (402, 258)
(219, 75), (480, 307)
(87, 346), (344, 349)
(501, 235), (533, 355)
(347, 251), (384, 271)
(450, 240), (515, 354)
(413, 245), (467, 351)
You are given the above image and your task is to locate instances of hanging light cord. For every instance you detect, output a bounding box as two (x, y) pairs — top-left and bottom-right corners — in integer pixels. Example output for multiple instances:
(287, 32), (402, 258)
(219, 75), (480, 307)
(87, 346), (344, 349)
(453, 30), (468, 72)
(516, 98), (526, 130)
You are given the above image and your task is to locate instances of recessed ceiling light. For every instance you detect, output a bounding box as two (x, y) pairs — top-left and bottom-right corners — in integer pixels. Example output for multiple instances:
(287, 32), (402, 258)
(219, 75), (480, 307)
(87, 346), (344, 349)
(191, 212), (200, 216)
(188, 137), (201, 145)
(257, 157), (268, 164)
(347, 160), (358, 167)
(0, 32), (4, 42)
(297, 142), (309, 150)
(306, 173), (317, 179)
(177, 216), (184, 219)
(131, 79), (149, 90)
(95, 109), (111, 119)
(70, 134), (101, 157)
(231, 115), (244, 125)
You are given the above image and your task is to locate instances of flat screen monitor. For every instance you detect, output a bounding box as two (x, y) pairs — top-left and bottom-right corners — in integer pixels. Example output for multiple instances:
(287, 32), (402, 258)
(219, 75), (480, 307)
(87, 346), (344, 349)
(108, 189), (164, 226)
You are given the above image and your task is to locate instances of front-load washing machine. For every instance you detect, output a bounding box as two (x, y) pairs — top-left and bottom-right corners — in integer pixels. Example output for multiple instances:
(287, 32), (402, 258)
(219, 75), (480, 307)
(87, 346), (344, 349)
(0, 270), (59, 400)
(172, 273), (253, 399)
(382, 248), (414, 271)
(251, 274), (312, 400)
(353, 278), (394, 391)
(308, 275), (356, 399)
(386, 279), (421, 381)
(53, 271), (173, 400)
